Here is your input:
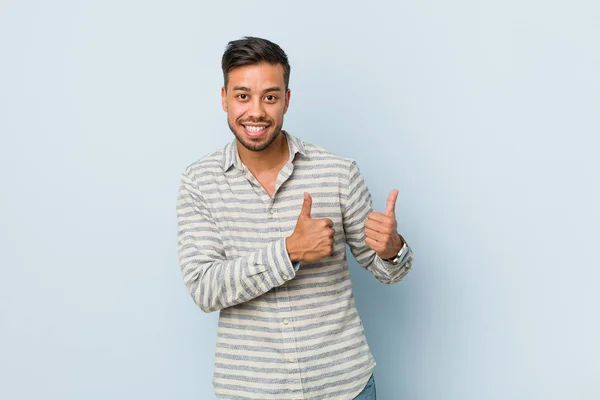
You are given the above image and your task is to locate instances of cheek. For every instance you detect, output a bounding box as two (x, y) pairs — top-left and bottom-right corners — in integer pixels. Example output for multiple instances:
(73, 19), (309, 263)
(227, 103), (246, 121)
(267, 104), (285, 119)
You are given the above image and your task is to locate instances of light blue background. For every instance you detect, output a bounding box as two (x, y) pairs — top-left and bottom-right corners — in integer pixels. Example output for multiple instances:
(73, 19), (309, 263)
(1, 1), (598, 399)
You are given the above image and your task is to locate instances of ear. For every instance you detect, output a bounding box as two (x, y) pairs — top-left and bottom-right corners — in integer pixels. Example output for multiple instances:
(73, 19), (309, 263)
(283, 88), (291, 114)
(221, 86), (228, 112)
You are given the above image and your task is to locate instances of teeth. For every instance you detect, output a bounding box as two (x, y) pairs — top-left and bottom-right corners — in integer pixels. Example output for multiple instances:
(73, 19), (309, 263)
(245, 125), (266, 133)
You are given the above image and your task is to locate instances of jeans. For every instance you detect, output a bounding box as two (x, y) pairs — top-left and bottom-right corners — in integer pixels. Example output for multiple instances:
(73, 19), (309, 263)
(353, 373), (376, 400)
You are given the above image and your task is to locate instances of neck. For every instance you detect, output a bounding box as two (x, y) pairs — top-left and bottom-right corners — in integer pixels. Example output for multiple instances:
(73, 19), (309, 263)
(237, 131), (289, 174)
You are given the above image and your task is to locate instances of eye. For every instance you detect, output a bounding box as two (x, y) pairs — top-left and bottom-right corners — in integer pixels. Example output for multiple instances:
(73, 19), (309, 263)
(265, 95), (277, 102)
(236, 94), (248, 100)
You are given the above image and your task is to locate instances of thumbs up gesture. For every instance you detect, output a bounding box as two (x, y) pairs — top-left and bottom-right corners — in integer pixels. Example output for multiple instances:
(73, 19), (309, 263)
(286, 192), (335, 263)
(364, 189), (405, 260)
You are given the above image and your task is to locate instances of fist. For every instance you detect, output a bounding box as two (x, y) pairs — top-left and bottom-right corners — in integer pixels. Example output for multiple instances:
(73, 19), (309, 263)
(286, 192), (335, 263)
(364, 189), (404, 259)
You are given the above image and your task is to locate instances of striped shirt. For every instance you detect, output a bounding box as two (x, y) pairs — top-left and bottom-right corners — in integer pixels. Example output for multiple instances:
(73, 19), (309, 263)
(176, 131), (414, 400)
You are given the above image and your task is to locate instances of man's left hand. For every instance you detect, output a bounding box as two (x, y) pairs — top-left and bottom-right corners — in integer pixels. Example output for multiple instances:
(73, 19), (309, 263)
(364, 189), (404, 260)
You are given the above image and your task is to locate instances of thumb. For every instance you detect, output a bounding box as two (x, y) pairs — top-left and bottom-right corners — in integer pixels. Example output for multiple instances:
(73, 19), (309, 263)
(300, 192), (312, 218)
(385, 189), (399, 217)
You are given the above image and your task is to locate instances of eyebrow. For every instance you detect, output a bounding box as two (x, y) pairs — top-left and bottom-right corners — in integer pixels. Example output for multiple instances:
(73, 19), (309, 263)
(232, 86), (283, 93)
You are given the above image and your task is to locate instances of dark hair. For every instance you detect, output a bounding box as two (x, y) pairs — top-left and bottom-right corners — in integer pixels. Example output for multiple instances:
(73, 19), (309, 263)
(221, 36), (291, 91)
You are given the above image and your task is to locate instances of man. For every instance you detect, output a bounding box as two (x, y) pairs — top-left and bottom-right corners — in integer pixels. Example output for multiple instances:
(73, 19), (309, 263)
(176, 36), (414, 400)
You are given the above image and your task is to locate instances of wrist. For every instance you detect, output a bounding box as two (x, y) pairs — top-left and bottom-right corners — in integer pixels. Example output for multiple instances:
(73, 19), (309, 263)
(396, 232), (406, 247)
(285, 235), (302, 263)
(382, 233), (406, 261)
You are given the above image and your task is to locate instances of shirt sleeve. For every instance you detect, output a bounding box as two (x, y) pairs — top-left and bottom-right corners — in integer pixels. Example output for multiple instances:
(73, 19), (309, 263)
(177, 171), (296, 312)
(342, 160), (414, 284)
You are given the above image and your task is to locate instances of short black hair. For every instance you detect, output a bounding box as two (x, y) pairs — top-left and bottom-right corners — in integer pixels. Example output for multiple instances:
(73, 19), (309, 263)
(221, 36), (291, 91)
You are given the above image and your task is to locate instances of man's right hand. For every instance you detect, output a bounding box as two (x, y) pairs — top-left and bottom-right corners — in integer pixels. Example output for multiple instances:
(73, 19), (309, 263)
(286, 192), (335, 263)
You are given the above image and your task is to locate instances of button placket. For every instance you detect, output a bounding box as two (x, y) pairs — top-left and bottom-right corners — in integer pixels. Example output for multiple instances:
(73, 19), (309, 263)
(275, 279), (301, 394)
(270, 186), (302, 395)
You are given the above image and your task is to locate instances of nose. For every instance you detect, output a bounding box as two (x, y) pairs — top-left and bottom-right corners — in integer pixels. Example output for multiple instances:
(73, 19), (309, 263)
(247, 97), (266, 119)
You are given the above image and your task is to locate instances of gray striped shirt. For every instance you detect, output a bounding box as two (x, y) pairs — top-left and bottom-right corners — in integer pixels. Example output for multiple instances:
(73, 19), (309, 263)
(176, 131), (414, 399)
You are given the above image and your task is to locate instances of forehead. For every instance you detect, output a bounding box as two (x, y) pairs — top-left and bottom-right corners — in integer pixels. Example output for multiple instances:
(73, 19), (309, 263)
(227, 63), (285, 91)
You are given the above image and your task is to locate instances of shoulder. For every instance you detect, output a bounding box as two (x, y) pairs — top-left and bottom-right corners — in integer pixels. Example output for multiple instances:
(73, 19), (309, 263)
(298, 137), (356, 170)
(180, 145), (226, 182)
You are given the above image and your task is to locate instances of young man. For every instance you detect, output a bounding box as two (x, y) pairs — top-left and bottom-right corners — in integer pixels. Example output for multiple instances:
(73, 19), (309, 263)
(176, 36), (414, 400)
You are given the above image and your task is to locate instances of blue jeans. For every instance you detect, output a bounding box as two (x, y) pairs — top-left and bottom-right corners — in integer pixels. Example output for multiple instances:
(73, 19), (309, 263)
(353, 374), (376, 399)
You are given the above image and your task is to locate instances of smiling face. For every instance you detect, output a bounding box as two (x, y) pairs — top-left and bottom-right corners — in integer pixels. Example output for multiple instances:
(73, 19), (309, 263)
(221, 62), (291, 152)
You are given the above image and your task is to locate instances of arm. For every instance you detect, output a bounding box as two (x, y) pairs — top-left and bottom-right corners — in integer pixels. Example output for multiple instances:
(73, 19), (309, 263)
(176, 171), (296, 312)
(342, 160), (414, 284)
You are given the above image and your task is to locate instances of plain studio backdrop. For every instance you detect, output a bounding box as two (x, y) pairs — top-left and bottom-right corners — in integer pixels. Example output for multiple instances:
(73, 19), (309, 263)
(1, 1), (598, 399)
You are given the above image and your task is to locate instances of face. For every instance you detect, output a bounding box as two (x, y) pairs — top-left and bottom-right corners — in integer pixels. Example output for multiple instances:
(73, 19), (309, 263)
(221, 63), (290, 152)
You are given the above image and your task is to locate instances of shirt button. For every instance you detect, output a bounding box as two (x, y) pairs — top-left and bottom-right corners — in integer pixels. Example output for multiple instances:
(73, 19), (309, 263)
(289, 359), (295, 363)
(283, 274), (289, 280)
(283, 319), (289, 325)
(269, 209), (275, 214)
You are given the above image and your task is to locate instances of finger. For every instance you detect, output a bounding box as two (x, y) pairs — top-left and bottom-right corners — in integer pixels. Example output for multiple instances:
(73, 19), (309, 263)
(385, 189), (399, 217)
(365, 217), (394, 234)
(367, 211), (388, 222)
(300, 192), (312, 218)
(364, 227), (387, 243)
(365, 237), (384, 253)
(367, 212), (394, 226)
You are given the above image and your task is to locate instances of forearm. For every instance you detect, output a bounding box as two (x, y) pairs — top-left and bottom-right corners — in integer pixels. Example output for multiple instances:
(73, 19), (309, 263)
(179, 237), (295, 312)
(177, 171), (295, 312)
(375, 244), (414, 283)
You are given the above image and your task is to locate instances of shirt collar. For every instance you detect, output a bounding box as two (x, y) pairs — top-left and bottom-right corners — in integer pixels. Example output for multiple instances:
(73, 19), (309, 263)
(222, 130), (308, 172)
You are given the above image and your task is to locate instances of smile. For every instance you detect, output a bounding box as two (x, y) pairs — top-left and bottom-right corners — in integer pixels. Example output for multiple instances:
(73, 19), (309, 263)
(243, 125), (269, 137)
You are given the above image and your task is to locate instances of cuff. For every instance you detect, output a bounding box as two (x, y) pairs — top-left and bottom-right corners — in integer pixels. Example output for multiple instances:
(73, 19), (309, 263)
(268, 238), (297, 285)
